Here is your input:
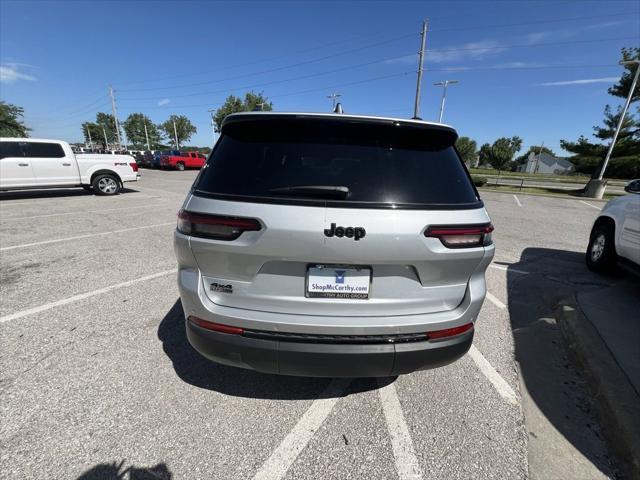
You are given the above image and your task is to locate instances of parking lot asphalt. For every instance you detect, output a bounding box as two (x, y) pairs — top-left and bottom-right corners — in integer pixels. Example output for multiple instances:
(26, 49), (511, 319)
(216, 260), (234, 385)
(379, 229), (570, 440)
(0, 170), (629, 479)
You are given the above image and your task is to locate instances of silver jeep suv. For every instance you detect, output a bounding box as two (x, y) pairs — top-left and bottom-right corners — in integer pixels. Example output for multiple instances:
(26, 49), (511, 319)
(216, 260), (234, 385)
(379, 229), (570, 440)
(174, 112), (494, 377)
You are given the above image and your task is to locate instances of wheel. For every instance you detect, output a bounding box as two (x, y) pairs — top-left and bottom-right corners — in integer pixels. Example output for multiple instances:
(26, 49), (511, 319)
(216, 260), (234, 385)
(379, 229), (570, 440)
(176, 162), (185, 171)
(92, 174), (121, 196)
(586, 223), (617, 272)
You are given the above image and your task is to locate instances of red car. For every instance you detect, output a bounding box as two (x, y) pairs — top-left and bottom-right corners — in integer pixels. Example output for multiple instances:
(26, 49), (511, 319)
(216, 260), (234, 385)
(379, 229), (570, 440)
(160, 151), (207, 170)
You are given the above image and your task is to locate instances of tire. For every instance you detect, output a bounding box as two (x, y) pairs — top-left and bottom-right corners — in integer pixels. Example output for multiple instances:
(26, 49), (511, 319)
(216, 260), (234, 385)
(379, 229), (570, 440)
(586, 222), (617, 272)
(176, 162), (185, 171)
(92, 174), (121, 196)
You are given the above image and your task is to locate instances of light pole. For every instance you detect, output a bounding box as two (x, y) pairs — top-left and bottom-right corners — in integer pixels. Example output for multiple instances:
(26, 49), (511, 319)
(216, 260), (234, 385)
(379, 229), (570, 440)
(143, 121), (151, 151)
(207, 109), (216, 144)
(327, 93), (342, 111)
(433, 80), (459, 123)
(585, 59), (640, 198)
(173, 120), (179, 150)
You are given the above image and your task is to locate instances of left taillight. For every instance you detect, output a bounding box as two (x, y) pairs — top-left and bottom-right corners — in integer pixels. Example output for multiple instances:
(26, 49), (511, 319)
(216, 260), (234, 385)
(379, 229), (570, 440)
(177, 209), (261, 240)
(129, 162), (139, 172)
(425, 223), (494, 248)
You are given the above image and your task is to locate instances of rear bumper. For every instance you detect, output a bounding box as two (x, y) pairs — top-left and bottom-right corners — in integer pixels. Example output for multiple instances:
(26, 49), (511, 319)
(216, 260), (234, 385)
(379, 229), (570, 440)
(186, 318), (473, 377)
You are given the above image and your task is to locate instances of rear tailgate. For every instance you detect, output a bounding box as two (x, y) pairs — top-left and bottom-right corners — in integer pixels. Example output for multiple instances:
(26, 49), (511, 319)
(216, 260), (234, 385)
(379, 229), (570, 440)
(184, 114), (490, 317)
(187, 196), (489, 316)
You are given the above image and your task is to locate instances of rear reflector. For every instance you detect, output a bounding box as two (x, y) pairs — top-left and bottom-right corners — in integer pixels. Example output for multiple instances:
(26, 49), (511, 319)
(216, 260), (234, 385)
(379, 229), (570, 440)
(177, 209), (261, 240)
(129, 162), (139, 172)
(427, 322), (474, 340)
(188, 316), (244, 335)
(425, 223), (494, 248)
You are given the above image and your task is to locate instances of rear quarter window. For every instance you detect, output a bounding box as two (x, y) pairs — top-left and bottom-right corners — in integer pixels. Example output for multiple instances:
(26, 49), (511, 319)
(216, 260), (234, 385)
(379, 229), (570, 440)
(22, 142), (65, 158)
(195, 117), (480, 209)
(0, 142), (24, 159)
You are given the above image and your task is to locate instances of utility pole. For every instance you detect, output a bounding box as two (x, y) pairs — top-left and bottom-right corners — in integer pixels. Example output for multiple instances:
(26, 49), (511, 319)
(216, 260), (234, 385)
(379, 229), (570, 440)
(207, 109), (216, 143)
(433, 79), (459, 123)
(413, 19), (428, 119)
(87, 127), (94, 151)
(102, 127), (109, 151)
(109, 85), (122, 149)
(143, 121), (151, 151)
(173, 120), (179, 150)
(327, 93), (342, 110)
(585, 59), (640, 198)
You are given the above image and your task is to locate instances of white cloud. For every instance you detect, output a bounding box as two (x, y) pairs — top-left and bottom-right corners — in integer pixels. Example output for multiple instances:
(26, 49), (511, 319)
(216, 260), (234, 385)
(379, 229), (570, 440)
(0, 63), (36, 84)
(521, 31), (553, 45)
(537, 77), (619, 86)
(158, 98), (170, 106)
(426, 40), (507, 63)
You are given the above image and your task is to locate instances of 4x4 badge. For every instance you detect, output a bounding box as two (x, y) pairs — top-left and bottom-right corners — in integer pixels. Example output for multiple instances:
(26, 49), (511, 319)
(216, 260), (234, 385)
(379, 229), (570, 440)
(324, 223), (366, 241)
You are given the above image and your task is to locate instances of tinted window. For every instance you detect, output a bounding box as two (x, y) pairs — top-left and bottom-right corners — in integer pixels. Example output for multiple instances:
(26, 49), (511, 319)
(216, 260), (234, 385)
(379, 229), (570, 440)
(195, 118), (479, 208)
(0, 142), (24, 159)
(23, 142), (65, 158)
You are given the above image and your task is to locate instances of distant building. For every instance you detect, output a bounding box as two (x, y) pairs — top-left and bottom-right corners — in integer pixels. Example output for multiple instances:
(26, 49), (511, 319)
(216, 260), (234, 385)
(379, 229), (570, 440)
(518, 152), (574, 175)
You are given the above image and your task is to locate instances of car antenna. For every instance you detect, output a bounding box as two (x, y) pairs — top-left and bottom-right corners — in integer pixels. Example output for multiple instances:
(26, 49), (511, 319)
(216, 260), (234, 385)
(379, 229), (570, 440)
(334, 103), (344, 114)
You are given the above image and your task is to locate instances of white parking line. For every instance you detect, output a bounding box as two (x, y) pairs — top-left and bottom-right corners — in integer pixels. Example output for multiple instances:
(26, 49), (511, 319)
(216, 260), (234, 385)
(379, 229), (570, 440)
(468, 345), (518, 406)
(489, 264), (530, 275)
(1, 203), (171, 221)
(513, 194), (522, 207)
(0, 193), (157, 207)
(486, 291), (507, 310)
(378, 380), (424, 480)
(253, 379), (351, 480)
(0, 269), (177, 323)
(0, 222), (175, 251)
(579, 200), (601, 210)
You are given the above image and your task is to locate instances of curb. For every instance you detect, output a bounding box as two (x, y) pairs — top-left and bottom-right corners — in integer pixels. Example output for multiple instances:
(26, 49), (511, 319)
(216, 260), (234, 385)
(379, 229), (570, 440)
(557, 299), (640, 479)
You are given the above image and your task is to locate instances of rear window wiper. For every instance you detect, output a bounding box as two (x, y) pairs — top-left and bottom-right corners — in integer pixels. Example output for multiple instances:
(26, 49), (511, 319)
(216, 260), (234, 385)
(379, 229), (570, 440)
(268, 185), (350, 199)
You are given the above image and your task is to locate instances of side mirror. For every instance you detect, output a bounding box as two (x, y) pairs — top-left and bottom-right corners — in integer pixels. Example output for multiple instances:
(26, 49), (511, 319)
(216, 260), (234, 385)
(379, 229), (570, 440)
(624, 179), (640, 194)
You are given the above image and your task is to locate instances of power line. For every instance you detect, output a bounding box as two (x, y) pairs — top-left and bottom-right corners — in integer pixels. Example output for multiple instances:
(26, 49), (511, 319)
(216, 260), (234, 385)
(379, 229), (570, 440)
(117, 62), (623, 112)
(117, 33), (418, 92)
(115, 11), (635, 93)
(115, 32), (419, 88)
(116, 36), (636, 104)
(118, 52), (418, 101)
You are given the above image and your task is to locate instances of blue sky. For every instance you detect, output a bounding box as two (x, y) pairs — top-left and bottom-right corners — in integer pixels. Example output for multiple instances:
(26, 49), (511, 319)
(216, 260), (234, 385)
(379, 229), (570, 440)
(1, 0), (638, 154)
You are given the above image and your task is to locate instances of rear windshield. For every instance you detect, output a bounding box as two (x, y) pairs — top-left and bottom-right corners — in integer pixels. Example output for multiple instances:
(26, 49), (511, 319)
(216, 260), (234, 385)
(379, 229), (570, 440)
(195, 117), (480, 209)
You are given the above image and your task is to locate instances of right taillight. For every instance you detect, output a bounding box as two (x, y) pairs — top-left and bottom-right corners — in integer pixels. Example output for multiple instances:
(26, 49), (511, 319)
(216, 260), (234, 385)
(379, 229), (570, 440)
(177, 209), (261, 240)
(425, 223), (494, 248)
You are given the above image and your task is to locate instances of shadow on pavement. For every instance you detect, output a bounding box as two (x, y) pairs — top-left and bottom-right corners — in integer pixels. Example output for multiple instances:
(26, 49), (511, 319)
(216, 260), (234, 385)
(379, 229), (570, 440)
(158, 299), (388, 400)
(507, 247), (626, 478)
(75, 461), (171, 480)
(0, 187), (140, 201)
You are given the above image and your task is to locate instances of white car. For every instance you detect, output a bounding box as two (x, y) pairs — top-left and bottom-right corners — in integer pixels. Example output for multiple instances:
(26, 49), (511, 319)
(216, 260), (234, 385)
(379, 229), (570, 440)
(586, 179), (640, 272)
(0, 138), (140, 195)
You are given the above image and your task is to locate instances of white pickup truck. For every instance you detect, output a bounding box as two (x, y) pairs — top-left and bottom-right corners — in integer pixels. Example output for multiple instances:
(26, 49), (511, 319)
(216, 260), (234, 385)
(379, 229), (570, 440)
(0, 138), (140, 195)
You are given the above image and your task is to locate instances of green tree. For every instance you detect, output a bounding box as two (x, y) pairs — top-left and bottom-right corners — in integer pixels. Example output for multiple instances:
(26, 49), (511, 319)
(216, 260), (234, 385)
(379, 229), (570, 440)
(81, 113), (119, 149)
(608, 47), (640, 102)
(561, 47), (640, 179)
(213, 91), (273, 132)
(123, 113), (162, 149)
(160, 115), (197, 149)
(81, 122), (104, 148)
(0, 101), (31, 137)
(455, 136), (477, 166)
(478, 136), (523, 172)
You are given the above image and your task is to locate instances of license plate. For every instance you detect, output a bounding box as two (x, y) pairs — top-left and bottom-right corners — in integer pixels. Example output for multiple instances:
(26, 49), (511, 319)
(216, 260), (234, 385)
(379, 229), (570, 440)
(306, 265), (371, 299)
